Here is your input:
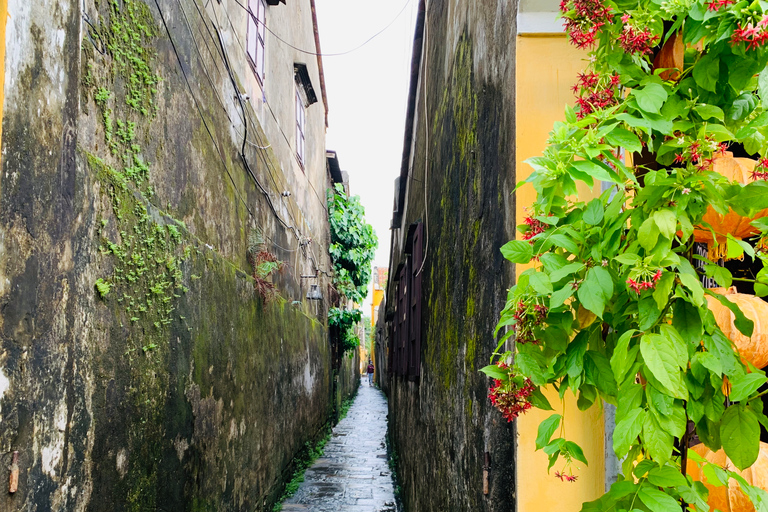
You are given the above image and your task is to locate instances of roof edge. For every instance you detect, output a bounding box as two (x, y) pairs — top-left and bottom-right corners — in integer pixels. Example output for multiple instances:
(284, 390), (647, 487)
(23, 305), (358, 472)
(309, 0), (329, 128)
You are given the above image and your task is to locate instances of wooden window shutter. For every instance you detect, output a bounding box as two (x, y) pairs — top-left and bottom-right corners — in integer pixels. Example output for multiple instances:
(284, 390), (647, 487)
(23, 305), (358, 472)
(398, 261), (410, 376)
(408, 223), (424, 380)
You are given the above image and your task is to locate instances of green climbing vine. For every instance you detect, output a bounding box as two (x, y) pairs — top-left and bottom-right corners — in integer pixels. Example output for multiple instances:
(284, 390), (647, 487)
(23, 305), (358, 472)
(85, 0), (189, 336)
(486, 1), (768, 510)
(327, 183), (377, 354)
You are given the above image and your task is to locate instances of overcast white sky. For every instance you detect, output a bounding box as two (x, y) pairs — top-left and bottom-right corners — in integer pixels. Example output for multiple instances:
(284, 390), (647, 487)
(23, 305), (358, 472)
(315, 1), (419, 311)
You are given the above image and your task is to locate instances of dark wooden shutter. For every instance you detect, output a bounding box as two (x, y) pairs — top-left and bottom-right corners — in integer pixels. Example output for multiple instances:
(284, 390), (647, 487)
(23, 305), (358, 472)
(398, 262), (410, 376)
(408, 223), (424, 380)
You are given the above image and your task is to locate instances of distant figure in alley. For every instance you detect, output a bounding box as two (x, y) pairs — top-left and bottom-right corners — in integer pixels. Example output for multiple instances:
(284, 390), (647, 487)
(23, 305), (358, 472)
(366, 361), (374, 386)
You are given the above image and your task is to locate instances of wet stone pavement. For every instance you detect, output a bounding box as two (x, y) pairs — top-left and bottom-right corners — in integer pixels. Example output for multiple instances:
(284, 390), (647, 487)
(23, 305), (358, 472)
(282, 381), (398, 512)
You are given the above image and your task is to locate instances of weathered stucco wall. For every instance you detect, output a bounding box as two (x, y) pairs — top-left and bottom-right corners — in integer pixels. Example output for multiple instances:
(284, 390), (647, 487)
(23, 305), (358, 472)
(381, 1), (519, 511)
(0, 1), (349, 510)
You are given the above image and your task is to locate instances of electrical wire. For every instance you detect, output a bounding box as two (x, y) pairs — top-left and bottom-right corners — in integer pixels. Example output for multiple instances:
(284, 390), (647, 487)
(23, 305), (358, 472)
(233, 0), (412, 57)
(158, 0), (332, 277)
(215, 0), (330, 217)
(153, 0), (256, 221)
(203, 0), (333, 276)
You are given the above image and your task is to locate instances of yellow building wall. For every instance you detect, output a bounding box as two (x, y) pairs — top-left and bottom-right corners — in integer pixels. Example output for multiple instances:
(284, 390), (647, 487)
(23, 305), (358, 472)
(515, 35), (606, 511)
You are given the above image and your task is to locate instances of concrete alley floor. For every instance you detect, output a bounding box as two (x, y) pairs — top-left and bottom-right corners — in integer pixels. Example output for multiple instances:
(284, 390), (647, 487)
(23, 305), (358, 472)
(282, 381), (398, 512)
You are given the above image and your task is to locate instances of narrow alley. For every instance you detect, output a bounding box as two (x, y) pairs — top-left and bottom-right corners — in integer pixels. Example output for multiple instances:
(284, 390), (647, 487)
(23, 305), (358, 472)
(282, 384), (398, 512)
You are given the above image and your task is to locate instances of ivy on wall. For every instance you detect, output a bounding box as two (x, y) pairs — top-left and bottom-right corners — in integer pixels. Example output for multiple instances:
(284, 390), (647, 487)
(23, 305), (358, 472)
(328, 183), (377, 354)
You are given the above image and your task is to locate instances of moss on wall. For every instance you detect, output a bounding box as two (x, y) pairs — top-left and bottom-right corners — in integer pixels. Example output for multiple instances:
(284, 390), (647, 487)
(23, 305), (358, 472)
(0, 0), (346, 510)
(385, 15), (518, 511)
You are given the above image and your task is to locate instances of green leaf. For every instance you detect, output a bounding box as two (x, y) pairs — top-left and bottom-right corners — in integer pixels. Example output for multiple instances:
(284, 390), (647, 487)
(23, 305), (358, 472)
(638, 486), (682, 512)
(721, 403), (761, 470)
(613, 408), (645, 457)
(480, 364), (509, 381)
(693, 53), (720, 92)
(729, 57), (759, 91)
(614, 253), (641, 265)
(653, 209), (677, 239)
(529, 272), (553, 295)
(583, 199), (605, 226)
(500, 240), (533, 264)
(585, 350), (618, 397)
(634, 459), (658, 479)
(679, 272), (705, 306)
(529, 387), (554, 411)
(729, 373), (768, 403)
(760, 66), (768, 105)
(647, 465), (688, 488)
(536, 414), (562, 450)
(605, 127), (643, 153)
(550, 285), (573, 309)
(516, 353), (546, 386)
(640, 333), (688, 399)
(549, 262), (584, 283)
(704, 264), (733, 288)
(698, 351), (723, 377)
(571, 159), (619, 183)
(542, 325), (569, 352)
(633, 83), (668, 114)
(737, 181), (768, 213)
(652, 271), (675, 311)
(638, 218), (660, 252)
(706, 290), (755, 338)
(611, 330), (638, 384)
(642, 412), (675, 464)
(693, 104), (725, 121)
(565, 441), (588, 465)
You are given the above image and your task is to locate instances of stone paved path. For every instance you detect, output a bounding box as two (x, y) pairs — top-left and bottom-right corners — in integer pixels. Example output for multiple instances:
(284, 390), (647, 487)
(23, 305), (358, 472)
(282, 381), (398, 512)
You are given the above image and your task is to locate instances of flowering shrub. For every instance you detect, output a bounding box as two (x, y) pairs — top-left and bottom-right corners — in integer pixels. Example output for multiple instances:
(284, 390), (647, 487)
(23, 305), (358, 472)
(487, 362), (535, 421)
(483, 0), (768, 509)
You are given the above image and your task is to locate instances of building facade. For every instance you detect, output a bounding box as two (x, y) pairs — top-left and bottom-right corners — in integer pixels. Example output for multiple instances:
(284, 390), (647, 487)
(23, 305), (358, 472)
(0, 0), (355, 510)
(377, 0), (611, 510)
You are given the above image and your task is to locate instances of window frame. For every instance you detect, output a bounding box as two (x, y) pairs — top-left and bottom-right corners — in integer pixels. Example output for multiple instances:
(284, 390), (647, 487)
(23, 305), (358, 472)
(246, 0), (266, 83)
(295, 86), (306, 169)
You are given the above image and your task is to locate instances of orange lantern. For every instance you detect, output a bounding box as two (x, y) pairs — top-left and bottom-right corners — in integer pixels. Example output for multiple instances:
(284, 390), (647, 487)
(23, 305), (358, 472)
(694, 153), (768, 261)
(686, 443), (768, 512)
(653, 31), (684, 81)
(706, 287), (768, 370)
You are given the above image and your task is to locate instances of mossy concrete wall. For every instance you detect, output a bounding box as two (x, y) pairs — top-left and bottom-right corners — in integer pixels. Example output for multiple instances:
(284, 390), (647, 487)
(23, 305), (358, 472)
(381, 1), (518, 511)
(0, 1), (349, 510)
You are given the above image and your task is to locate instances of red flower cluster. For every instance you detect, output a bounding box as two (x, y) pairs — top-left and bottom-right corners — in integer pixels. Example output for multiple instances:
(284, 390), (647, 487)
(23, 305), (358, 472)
(573, 72), (621, 119)
(626, 270), (662, 294)
(707, 0), (734, 10)
(488, 374), (535, 422)
(555, 471), (578, 482)
(560, 0), (614, 49)
(751, 157), (768, 180)
(513, 301), (547, 344)
(673, 137), (721, 170)
(618, 25), (659, 55)
(522, 216), (548, 244)
(731, 17), (768, 50)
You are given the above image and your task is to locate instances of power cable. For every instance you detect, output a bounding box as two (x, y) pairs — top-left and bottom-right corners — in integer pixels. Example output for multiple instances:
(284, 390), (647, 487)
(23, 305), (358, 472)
(232, 0), (412, 57)
(161, 0), (332, 277)
(214, 0), (329, 217)
(153, 0), (256, 222)
(205, 1), (333, 275)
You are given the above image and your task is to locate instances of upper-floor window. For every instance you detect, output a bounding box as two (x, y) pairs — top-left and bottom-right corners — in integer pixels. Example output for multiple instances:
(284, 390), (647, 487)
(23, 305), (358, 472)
(247, 0), (266, 82)
(296, 86), (306, 168)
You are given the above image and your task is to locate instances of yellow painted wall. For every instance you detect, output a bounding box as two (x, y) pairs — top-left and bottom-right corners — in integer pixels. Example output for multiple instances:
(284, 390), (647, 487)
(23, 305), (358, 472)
(515, 35), (606, 511)
(0, 0), (7, 163)
(371, 288), (384, 323)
